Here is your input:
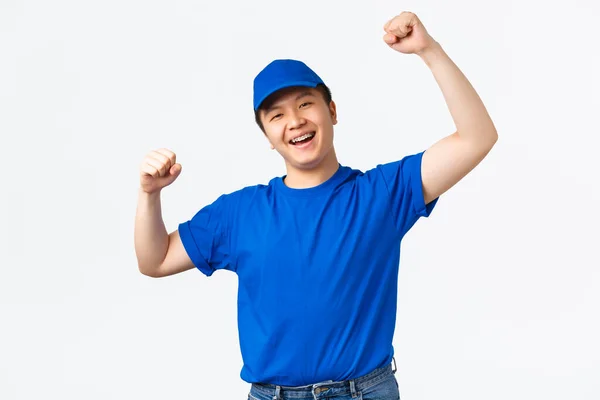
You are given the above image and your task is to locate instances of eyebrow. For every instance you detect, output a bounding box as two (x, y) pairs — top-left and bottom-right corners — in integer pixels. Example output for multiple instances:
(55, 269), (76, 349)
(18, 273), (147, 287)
(264, 91), (315, 115)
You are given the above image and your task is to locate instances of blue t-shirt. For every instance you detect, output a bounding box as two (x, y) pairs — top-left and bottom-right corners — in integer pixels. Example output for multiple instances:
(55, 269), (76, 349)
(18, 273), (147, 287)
(178, 151), (438, 386)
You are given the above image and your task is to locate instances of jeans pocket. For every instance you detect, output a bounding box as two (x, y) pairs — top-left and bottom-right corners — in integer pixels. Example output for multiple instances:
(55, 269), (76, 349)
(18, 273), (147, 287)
(248, 391), (265, 400)
(360, 373), (400, 400)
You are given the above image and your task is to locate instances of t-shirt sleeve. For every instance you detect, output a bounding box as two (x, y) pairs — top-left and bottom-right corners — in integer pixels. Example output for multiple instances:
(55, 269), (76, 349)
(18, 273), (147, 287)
(376, 151), (439, 237)
(178, 194), (233, 277)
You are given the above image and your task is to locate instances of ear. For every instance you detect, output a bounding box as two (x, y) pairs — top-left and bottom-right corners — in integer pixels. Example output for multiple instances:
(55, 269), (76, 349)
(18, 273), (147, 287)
(329, 100), (338, 125)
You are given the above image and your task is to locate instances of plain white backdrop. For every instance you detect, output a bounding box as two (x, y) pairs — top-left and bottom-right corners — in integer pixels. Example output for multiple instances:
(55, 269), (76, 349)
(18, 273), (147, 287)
(1, 0), (599, 399)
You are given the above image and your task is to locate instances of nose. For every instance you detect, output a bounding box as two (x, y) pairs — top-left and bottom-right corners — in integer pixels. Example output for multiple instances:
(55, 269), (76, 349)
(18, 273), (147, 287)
(288, 111), (306, 130)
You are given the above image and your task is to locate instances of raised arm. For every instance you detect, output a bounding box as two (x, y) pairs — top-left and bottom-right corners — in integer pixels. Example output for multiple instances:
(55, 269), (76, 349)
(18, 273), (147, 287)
(383, 12), (498, 204)
(134, 148), (194, 278)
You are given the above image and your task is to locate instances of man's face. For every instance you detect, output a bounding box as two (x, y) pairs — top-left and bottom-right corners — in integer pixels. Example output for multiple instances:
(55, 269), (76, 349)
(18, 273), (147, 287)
(259, 87), (337, 171)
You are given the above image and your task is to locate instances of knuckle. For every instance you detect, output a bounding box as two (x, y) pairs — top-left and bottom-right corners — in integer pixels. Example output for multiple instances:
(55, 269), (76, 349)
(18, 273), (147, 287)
(159, 148), (175, 158)
(160, 153), (170, 164)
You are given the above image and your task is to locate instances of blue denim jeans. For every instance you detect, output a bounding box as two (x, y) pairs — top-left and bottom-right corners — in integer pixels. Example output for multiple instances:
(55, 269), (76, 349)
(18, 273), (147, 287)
(247, 357), (400, 400)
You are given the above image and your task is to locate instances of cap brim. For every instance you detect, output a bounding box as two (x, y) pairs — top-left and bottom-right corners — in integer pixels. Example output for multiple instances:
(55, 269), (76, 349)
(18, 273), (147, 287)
(254, 80), (320, 110)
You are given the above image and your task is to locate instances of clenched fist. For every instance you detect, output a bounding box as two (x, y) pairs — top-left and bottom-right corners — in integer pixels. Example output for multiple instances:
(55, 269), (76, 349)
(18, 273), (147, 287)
(139, 148), (182, 194)
(383, 12), (436, 55)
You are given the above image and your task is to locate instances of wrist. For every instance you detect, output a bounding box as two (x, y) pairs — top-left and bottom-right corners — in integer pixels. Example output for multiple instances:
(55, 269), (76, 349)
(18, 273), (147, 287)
(417, 41), (445, 66)
(139, 187), (161, 201)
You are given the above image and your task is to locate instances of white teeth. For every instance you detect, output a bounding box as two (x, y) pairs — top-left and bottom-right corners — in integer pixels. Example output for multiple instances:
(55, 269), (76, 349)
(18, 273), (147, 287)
(291, 132), (315, 143)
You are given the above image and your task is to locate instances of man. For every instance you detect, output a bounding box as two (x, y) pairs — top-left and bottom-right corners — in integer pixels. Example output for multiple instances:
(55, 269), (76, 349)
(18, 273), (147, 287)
(134, 11), (497, 400)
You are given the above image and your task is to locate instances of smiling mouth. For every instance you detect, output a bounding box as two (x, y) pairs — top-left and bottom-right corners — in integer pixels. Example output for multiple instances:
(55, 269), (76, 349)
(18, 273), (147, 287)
(289, 132), (315, 145)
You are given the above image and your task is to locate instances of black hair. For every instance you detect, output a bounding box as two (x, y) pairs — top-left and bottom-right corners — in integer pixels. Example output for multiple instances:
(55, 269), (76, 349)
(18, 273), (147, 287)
(254, 83), (332, 133)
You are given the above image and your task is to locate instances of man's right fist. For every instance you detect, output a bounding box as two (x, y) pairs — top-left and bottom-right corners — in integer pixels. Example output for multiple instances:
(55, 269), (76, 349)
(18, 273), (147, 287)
(139, 148), (182, 194)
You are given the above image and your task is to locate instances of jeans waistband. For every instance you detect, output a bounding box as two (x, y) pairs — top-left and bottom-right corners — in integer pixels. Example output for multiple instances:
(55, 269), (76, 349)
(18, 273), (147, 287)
(251, 357), (397, 399)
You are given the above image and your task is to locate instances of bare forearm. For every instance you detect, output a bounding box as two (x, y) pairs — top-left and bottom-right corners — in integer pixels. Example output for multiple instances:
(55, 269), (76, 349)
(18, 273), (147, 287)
(419, 42), (498, 146)
(134, 189), (169, 273)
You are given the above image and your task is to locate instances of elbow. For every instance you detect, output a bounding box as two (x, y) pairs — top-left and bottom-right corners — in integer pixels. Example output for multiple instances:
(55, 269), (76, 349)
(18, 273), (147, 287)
(489, 129), (499, 150)
(481, 128), (498, 152)
(466, 129), (498, 160)
(137, 263), (164, 278)
(457, 126), (498, 150)
(491, 128), (499, 144)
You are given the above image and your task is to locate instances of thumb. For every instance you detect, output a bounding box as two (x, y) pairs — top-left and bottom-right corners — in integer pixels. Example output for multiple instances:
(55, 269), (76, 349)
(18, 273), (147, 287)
(170, 163), (182, 177)
(383, 32), (398, 44)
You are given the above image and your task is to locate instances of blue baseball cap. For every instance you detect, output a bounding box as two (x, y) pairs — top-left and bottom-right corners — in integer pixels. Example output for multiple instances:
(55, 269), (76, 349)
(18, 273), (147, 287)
(253, 59), (325, 111)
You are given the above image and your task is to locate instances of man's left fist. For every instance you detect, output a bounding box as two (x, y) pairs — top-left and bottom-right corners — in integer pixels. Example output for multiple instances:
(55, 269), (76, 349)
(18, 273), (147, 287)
(383, 12), (437, 55)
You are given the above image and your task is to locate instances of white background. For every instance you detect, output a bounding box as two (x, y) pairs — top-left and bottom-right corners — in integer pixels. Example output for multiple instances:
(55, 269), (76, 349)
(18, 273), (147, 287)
(1, 0), (599, 399)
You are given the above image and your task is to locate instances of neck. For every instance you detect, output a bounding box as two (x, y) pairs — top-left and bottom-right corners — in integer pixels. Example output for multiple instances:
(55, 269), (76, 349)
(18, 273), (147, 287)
(283, 148), (339, 189)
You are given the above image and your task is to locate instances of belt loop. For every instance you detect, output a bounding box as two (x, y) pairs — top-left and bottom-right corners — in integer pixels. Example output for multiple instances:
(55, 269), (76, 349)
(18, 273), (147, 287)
(392, 356), (397, 374)
(273, 385), (281, 400)
(349, 379), (358, 398)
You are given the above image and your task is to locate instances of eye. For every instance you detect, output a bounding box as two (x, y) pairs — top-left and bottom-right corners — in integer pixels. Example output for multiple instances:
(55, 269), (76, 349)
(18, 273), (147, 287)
(270, 113), (283, 121)
(299, 102), (312, 108)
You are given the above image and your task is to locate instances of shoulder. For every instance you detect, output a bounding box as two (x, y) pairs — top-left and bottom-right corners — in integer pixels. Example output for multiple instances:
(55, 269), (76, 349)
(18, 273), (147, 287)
(229, 181), (271, 200)
(365, 152), (424, 179)
(208, 181), (273, 213)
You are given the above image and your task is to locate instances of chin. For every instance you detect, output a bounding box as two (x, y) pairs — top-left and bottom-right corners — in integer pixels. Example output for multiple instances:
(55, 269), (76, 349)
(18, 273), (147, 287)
(292, 155), (326, 171)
